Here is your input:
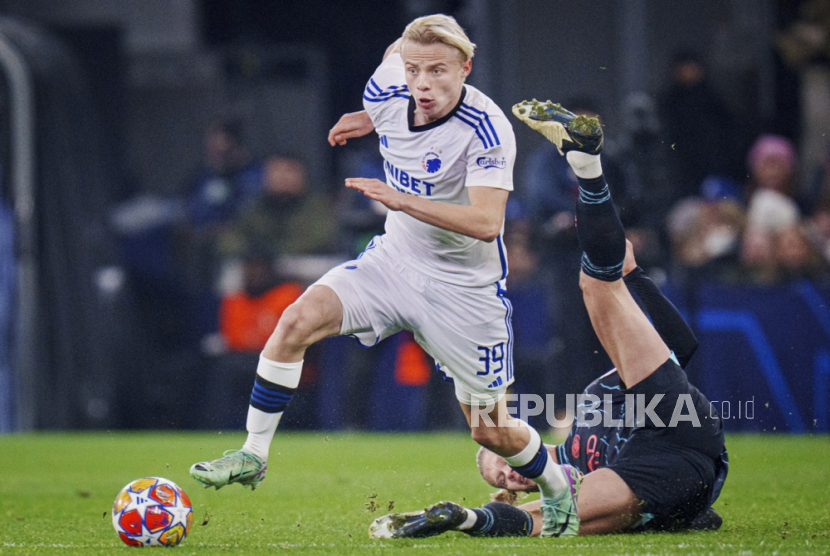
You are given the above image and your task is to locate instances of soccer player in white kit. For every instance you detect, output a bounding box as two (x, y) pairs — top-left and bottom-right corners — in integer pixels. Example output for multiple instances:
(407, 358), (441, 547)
(190, 14), (581, 536)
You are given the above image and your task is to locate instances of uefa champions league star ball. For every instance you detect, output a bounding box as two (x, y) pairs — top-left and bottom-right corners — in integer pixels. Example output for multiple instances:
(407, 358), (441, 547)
(112, 477), (193, 547)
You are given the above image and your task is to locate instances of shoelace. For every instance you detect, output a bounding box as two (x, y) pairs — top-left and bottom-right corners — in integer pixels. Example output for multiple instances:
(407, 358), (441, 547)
(205, 450), (258, 472)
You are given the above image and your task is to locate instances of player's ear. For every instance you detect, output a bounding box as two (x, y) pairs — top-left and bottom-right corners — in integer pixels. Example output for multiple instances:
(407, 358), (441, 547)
(461, 59), (472, 79)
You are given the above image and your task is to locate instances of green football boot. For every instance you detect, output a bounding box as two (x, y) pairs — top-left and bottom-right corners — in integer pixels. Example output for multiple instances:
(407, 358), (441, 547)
(541, 464), (582, 537)
(512, 99), (603, 155)
(190, 449), (267, 490)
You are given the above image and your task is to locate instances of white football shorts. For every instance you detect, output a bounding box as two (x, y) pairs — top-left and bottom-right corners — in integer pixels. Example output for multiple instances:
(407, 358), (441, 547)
(312, 236), (514, 405)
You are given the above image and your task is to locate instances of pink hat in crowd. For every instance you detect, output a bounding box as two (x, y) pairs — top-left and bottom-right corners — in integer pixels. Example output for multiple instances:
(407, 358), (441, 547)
(747, 134), (798, 173)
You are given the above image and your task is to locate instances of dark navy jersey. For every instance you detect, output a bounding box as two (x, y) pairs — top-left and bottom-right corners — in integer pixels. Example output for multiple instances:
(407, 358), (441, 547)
(557, 369), (631, 475)
(557, 360), (727, 505)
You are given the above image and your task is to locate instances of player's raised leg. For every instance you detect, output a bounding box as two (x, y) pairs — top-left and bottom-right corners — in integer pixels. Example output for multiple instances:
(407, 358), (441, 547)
(370, 500), (535, 539)
(511, 100), (653, 535)
(409, 259), (582, 537)
(512, 100), (669, 389)
(370, 467), (640, 538)
(190, 285), (343, 489)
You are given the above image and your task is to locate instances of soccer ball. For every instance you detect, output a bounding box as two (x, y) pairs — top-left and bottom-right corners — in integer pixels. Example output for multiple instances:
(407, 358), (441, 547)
(112, 477), (193, 547)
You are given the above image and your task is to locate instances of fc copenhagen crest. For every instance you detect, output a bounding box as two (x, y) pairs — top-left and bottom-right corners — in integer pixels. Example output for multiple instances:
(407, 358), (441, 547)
(421, 150), (442, 174)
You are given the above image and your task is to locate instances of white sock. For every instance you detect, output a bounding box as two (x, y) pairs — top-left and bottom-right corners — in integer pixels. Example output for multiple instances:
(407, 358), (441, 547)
(241, 356), (303, 461)
(566, 151), (603, 179)
(502, 421), (568, 500)
(534, 456), (569, 500)
(456, 509), (478, 530)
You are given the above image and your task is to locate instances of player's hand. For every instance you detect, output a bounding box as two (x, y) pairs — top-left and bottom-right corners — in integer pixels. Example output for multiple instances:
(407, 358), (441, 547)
(622, 239), (637, 276)
(345, 178), (406, 211)
(328, 111), (375, 146)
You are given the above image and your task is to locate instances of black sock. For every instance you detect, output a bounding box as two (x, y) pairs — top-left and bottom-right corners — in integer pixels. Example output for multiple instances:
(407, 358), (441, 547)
(575, 175), (625, 281)
(464, 502), (534, 537)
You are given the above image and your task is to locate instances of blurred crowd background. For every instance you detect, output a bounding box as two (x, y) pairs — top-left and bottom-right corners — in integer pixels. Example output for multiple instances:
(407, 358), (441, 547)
(0, 0), (828, 435)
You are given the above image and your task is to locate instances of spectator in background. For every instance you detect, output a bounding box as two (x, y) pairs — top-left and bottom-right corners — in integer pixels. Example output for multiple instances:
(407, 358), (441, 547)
(736, 135), (801, 285)
(805, 152), (830, 267)
(808, 198), (830, 267)
(739, 222), (829, 285)
(219, 251), (304, 353)
(180, 117), (263, 341)
(745, 134), (802, 225)
(734, 135), (830, 284)
(806, 148), (830, 215)
(775, 223), (828, 282)
(187, 118), (262, 228)
(738, 134), (804, 286)
(659, 50), (743, 203)
(218, 154), (335, 261)
(739, 226), (779, 284)
(665, 177), (745, 286)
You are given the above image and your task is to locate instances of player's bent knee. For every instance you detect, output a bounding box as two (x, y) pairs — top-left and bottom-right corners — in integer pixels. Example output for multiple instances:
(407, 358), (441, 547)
(579, 269), (602, 292)
(579, 270), (595, 293)
(579, 270), (622, 296)
(272, 301), (325, 349)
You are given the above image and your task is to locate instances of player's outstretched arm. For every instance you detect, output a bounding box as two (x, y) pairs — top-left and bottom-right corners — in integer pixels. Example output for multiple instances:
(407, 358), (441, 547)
(327, 111), (375, 147)
(345, 179), (507, 242)
(329, 38), (403, 147)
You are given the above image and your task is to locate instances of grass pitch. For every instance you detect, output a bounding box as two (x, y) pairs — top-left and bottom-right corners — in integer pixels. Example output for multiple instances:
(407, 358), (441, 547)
(1, 432), (829, 555)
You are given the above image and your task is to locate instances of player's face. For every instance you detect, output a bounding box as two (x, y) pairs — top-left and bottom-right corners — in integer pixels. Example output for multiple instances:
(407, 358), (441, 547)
(479, 450), (537, 492)
(401, 41), (471, 124)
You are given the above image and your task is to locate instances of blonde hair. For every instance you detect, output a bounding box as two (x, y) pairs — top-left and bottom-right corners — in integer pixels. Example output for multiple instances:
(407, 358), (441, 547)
(402, 14), (476, 62)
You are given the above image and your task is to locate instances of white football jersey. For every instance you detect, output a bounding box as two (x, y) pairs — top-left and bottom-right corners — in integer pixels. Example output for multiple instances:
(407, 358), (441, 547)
(362, 53), (516, 288)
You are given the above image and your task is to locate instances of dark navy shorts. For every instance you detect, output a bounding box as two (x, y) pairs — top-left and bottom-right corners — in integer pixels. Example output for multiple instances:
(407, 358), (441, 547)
(607, 359), (727, 531)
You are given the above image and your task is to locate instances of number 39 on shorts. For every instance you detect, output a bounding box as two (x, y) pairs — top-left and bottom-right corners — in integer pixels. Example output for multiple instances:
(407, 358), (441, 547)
(476, 343), (505, 376)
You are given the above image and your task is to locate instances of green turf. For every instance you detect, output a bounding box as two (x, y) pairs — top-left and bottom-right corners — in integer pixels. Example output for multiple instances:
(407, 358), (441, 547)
(1, 432), (829, 554)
